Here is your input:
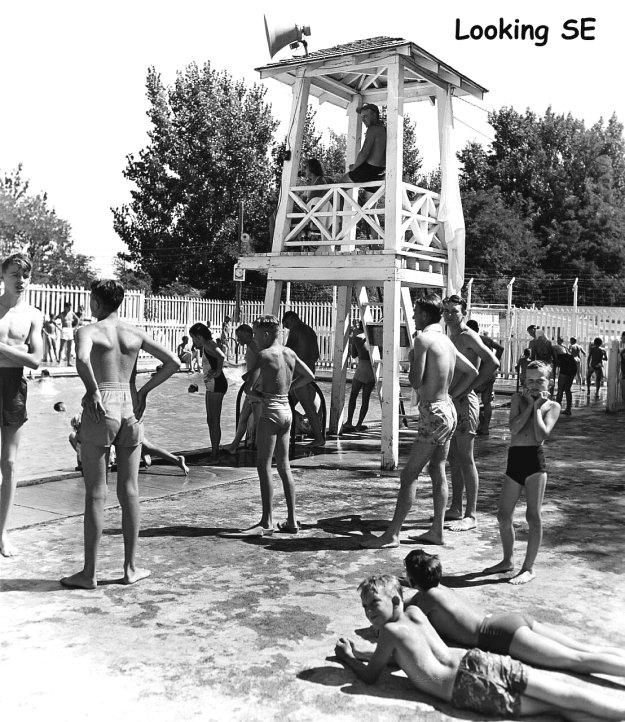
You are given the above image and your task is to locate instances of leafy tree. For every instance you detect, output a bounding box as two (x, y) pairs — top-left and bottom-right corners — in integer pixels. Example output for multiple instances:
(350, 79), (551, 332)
(0, 164), (96, 286)
(113, 257), (153, 294)
(112, 62), (278, 296)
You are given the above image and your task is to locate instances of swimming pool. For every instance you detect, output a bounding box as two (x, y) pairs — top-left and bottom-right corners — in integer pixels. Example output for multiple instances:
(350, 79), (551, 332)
(19, 369), (243, 480)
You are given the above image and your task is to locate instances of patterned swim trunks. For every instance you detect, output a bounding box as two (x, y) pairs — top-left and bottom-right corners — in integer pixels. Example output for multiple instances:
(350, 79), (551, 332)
(451, 648), (527, 718)
(453, 391), (480, 436)
(417, 397), (457, 445)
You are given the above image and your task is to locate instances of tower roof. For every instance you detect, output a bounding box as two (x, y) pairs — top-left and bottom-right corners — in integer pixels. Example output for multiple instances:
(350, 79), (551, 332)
(256, 36), (487, 108)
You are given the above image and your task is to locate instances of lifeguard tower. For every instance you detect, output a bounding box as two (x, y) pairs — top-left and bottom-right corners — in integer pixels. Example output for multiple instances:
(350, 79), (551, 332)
(237, 36), (487, 469)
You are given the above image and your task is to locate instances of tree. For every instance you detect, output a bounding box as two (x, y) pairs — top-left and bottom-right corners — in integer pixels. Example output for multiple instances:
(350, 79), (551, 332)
(0, 164), (96, 286)
(112, 62), (278, 296)
(113, 257), (153, 294)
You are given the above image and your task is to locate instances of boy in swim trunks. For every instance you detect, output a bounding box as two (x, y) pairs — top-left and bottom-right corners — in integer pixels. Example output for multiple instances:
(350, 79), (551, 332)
(484, 361), (560, 585)
(443, 297), (499, 532)
(403, 548), (625, 676)
(342, 321), (376, 433)
(60, 280), (180, 589)
(335, 574), (625, 720)
(361, 294), (478, 549)
(235, 315), (315, 536)
(0, 253), (43, 557)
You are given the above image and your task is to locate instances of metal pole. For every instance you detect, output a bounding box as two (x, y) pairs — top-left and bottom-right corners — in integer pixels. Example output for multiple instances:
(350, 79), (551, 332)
(466, 277), (474, 314)
(572, 277), (578, 338)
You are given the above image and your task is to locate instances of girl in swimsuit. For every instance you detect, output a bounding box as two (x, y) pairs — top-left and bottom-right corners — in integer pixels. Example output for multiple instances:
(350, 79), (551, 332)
(189, 323), (228, 462)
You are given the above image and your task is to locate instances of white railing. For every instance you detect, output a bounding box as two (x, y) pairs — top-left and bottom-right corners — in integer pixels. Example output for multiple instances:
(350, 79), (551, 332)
(283, 180), (444, 260)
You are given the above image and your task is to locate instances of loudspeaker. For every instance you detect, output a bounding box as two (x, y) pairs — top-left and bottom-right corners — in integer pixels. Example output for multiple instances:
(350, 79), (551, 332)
(264, 15), (311, 58)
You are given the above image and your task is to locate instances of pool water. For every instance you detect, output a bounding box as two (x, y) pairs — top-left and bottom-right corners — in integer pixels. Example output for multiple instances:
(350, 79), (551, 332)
(19, 369), (243, 480)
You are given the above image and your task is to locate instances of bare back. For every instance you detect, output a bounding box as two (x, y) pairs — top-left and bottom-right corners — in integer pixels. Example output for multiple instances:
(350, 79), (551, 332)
(409, 587), (482, 647)
(364, 124), (387, 167)
(411, 329), (457, 402)
(257, 344), (297, 396)
(77, 320), (144, 385)
(384, 611), (465, 703)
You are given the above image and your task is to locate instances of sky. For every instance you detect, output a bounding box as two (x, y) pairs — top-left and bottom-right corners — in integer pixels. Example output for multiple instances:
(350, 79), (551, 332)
(0, 0), (622, 276)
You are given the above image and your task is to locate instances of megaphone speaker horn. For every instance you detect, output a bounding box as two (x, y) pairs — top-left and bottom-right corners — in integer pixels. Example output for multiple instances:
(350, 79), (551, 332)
(264, 15), (311, 58)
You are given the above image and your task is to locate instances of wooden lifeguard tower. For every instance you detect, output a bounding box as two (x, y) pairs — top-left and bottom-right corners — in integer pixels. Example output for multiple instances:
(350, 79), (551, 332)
(237, 36), (487, 469)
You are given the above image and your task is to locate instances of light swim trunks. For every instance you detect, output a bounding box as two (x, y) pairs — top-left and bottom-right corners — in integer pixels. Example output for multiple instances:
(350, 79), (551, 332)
(453, 391), (479, 436)
(259, 393), (292, 431)
(451, 648), (527, 718)
(61, 327), (74, 342)
(78, 382), (143, 448)
(417, 397), (457, 445)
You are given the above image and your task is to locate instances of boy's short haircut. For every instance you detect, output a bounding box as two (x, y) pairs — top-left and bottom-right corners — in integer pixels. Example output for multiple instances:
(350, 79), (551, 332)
(593, 337), (602, 346)
(181, 335), (189, 342)
(282, 310), (299, 323)
(90, 279), (125, 312)
(236, 324), (253, 337)
(404, 549), (442, 589)
(523, 348), (531, 356)
(414, 293), (443, 325)
(466, 319), (479, 332)
(189, 322), (212, 340)
(442, 293), (467, 313)
(358, 574), (403, 601)
(253, 315), (280, 336)
(527, 324), (536, 332)
(2, 252), (32, 274)
(570, 337), (577, 344)
(527, 360), (551, 378)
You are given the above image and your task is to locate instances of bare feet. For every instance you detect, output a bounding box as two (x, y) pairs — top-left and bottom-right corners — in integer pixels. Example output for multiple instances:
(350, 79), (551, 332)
(449, 516), (477, 532)
(123, 567), (151, 585)
(60, 571), (97, 590)
(509, 569), (535, 585)
(443, 510), (462, 522)
(360, 533), (399, 549)
(221, 524), (273, 538)
(482, 560), (514, 575)
(222, 444), (239, 456)
(409, 531), (444, 545)
(0, 533), (17, 557)
(176, 455), (189, 475)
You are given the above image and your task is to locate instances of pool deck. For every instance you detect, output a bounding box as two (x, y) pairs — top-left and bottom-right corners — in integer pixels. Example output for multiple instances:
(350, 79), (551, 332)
(3, 385), (625, 721)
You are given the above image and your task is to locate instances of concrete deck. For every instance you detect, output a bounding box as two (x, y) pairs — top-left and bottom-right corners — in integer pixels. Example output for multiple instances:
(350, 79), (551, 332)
(2, 390), (624, 721)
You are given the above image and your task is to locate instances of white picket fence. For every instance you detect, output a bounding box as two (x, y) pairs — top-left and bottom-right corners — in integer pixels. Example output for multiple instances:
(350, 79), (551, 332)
(24, 285), (625, 391)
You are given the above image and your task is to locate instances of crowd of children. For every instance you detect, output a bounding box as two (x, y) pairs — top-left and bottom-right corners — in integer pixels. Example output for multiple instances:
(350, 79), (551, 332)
(2, 252), (623, 719)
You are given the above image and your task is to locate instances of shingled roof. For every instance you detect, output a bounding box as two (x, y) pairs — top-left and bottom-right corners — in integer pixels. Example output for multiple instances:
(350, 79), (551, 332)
(256, 36), (487, 107)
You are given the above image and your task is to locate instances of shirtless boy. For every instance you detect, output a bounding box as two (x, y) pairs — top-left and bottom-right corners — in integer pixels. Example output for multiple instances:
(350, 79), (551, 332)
(0, 253), (43, 557)
(404, 549), (625, 677)
(342, 321), (375, 432)
(224, 324), (259, 454)
(335, 574), (625, 721)
(60, 280), (179, 589)
(56, 301), (78, 365)
(361, 294), (477, 549)
(442, 296), (499, 532)
(340, 104), (386, 184)
(236, 315), (315, 536)
(484, 361), (560, 585)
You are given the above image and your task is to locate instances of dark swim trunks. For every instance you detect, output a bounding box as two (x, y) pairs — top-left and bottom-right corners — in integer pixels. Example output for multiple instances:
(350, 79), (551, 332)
(451, 648), (527, 718)
(505, 446), (546, 486)
(347, 162), (385, 183)
(0, 368), (28, 426)
(478, 613), (534, 655)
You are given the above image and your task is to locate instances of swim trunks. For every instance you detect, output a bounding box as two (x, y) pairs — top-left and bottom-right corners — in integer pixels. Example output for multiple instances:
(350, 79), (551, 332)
(78, 383), (143, 448)
(451, 648), (527, 718)
(347, 162), (385, 183)
(0, 368), (27, 426)
(417, 397), (457, 445)
(478, 613), (534, 655)
(61, 327), (74, 341)
(505, 446), (546, 486)
(353, 359), (375, 385)
(259, 393), (292, 431)
(453, 391), (479, 436)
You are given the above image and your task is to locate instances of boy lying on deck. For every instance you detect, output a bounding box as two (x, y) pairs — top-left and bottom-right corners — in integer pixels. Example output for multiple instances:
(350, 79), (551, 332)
(403, 549), (625, 677)
(334, 575), (625, 721)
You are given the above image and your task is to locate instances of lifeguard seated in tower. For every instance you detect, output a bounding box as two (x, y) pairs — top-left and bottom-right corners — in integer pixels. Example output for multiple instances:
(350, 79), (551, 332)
(340, 103), (386, 184)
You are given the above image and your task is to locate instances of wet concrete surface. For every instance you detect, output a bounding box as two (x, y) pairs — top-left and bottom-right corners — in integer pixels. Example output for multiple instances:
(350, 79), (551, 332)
(2, 387), (625, 721)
